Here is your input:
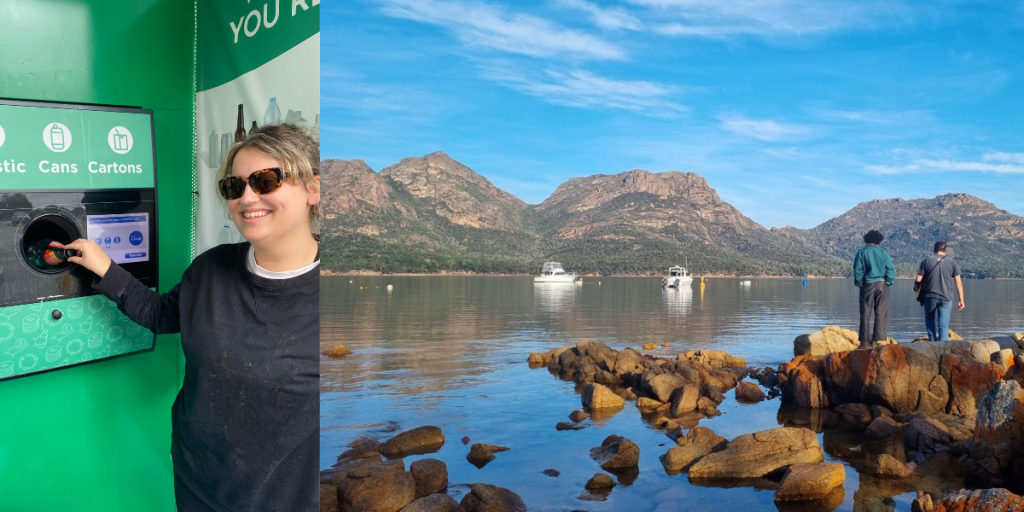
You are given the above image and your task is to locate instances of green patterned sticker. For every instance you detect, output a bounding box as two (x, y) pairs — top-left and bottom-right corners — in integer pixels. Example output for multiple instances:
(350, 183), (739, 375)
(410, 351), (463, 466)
(0, 294), (154, 381)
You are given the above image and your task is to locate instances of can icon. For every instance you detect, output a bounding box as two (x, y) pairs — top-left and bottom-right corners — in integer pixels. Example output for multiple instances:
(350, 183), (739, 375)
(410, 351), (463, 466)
(50, 125), (64, 149)
(43, 123), (72, 152)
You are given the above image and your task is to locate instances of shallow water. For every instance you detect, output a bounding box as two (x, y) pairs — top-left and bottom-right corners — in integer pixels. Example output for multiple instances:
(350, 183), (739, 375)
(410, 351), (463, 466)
(321, 277), (1024, 511)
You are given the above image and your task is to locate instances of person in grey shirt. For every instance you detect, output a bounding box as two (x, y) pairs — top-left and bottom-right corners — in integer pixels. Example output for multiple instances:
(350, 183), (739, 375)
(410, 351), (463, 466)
(915, 241), (965, 341)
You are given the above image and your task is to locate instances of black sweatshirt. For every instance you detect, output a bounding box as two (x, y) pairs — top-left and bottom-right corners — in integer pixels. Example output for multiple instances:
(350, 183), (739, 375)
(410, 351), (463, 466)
(93, 242), (319, 512)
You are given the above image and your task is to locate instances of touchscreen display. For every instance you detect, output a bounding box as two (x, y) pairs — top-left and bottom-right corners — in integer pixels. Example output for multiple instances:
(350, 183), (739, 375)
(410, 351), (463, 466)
(86, 213), (150, 264)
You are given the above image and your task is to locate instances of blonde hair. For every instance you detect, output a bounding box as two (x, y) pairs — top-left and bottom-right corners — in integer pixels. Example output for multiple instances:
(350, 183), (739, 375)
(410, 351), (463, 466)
(217, 123), (321, 237)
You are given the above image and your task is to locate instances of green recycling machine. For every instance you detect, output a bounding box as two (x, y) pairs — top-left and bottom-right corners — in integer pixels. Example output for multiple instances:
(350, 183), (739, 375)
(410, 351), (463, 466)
(0, 100), (159, 381)
(0, 0), (196, 510)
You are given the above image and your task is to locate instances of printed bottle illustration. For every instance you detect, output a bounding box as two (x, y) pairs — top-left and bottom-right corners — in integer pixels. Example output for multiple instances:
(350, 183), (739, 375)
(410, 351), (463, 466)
(220, 133), (231, 165)
(285, 109), (302, 125)
(25, 240), (78, 269)
(208, 130), (220, 168)
(311, 115), (320, 141)
(234, 104), (246, 143)
(249, 121), (258, 136)
(264, 97), (281, 126)
(218, 225), (238, 245)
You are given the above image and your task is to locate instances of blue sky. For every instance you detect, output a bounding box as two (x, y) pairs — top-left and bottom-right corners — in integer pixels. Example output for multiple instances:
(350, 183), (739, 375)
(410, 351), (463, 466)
(323, 0), (1024, 229)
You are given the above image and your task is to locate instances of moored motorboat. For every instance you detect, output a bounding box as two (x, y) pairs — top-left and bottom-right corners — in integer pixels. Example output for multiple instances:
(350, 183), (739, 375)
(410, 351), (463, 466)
(534, 262), (579, 284)
(661, 266), (693, 288)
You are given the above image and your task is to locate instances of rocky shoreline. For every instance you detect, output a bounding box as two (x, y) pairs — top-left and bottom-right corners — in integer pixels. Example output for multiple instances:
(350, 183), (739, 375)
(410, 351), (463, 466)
(321, 327), (1024, 511)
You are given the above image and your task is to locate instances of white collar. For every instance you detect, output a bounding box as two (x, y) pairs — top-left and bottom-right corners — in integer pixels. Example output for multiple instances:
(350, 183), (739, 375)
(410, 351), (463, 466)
(246, 244), (319, 279)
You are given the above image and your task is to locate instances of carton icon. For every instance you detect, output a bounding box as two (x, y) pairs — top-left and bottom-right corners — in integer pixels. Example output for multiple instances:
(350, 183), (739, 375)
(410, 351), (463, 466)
(113, 130), (128, 151)
(107, 126), (133, 154)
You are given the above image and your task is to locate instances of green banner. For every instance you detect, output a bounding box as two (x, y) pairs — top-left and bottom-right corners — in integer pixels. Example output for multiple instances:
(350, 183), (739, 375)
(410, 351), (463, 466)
(0, 104), (155, 190)
(195, 0), (319, 253)
(197, 0), (320, 92)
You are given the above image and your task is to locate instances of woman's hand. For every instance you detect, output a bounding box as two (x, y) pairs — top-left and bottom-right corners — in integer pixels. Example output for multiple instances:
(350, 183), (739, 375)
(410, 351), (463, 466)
(64, 239), (112, 278)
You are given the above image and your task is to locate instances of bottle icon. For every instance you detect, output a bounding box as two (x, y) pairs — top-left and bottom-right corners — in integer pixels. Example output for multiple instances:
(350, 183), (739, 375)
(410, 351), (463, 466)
(234, 104), (246, 143)
(26, 240), (78, 269)
(249, 121), (258, 136)
(264, 97), (281, 126)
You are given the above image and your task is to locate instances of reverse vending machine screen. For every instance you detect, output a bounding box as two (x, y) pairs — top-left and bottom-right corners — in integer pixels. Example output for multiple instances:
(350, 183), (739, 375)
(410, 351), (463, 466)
(87, 213), (151, 264)
(0, 99), (159, 381)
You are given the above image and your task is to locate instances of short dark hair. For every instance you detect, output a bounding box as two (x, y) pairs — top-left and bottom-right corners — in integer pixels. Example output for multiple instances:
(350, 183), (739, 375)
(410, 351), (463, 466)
(934, 241), (947, 253)
(863, 230), (884, 245)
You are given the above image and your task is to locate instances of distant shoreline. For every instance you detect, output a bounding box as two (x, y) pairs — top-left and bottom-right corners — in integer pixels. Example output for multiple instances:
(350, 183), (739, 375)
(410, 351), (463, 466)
(321, 270), (1024, 282)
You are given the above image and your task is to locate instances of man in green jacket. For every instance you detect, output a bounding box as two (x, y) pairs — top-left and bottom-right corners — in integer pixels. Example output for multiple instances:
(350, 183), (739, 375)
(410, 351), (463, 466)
(853, 230), (896, 347)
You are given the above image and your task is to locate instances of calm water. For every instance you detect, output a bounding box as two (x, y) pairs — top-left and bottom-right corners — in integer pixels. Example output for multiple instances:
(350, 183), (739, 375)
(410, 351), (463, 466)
(321, 277), (1024, 511)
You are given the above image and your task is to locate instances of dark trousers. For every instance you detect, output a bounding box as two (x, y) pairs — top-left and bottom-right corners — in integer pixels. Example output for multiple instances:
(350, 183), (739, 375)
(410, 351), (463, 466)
(859, 281), (890, 344)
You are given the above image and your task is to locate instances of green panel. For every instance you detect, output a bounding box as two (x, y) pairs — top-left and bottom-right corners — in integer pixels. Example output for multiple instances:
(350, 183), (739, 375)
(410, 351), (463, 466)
(0, 295), (156, 381)
(0, 103), (156, 189)
(198, 0), (320, 91)
(0, 0), (196, 511)
(0, 0), (183, 110)
(0, 340), (179, 512)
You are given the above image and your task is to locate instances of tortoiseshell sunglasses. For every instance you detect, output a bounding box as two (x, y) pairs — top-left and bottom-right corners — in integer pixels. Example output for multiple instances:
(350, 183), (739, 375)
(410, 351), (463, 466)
(218, 167), (290, 200)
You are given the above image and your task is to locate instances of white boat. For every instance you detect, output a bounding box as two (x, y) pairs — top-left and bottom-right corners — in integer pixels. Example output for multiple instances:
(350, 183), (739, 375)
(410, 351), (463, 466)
(534, 262), (579, 284)
(661, 266), (693, 288)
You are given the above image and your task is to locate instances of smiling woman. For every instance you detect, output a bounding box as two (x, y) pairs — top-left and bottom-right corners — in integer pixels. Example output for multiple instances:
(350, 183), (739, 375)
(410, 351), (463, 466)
(64, 123), (321, 512)
(218, 123), (322, 256)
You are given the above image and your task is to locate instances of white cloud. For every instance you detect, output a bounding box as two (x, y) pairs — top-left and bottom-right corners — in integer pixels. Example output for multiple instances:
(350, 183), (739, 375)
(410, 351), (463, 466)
(377, 0), (625, 60)
(481, 64), (688, 117)
(816, 109), (931, 125)
(865, 159), (1024, 174)
(718, 115), (814, 141)
(320, 66), (445, 115)
(554, 0), (643, 30)
(983, 152), (1024, 164)
(631, 0), (915, 38)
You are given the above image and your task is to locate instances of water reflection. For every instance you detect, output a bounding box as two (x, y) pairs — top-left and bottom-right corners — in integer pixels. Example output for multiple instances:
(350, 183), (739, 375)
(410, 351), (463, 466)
(534, 283), (580, 315)
(663, 286), (693, 316)
(322, 276), (1024, 510)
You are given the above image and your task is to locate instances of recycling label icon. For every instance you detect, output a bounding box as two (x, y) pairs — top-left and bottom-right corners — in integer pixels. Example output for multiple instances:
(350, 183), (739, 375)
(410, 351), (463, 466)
(43, 123), (72, 153)
(108, 126), (133, 154)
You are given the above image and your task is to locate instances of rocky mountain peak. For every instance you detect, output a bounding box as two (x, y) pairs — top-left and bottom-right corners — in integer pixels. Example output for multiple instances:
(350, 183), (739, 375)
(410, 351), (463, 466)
(321, 159), (394, 215)
(379, 153), (528, 230)
(538, 168), (722, 214)
(932, 193), (991, 209)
